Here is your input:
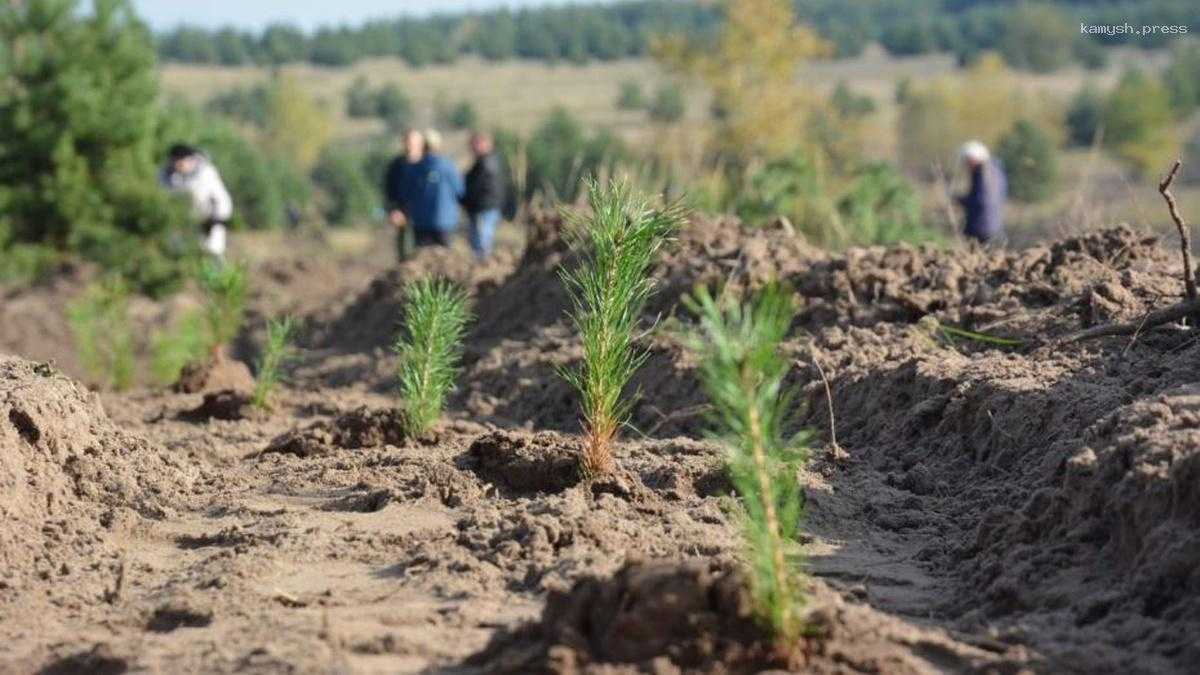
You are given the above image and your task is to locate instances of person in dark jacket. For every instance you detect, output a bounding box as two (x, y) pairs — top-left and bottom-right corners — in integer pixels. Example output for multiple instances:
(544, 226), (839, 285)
(383, 129), (424, 261)
(462, 132), (505, 260)
(956, 140), (1007, 244)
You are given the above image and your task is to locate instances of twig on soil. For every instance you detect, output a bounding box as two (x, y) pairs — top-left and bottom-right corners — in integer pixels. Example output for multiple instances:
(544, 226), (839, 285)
(1159, 160), (1196, 302)
(103, 558), (126, 605)
(1059, 160), (1199, 345)
(809, 345), (846, 463)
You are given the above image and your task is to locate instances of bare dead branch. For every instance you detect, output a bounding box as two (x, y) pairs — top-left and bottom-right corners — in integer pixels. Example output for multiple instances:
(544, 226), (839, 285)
(1159, 160), (1195, 301)
(809, 345), (847, 463)
(1060, 300), (1198, 344)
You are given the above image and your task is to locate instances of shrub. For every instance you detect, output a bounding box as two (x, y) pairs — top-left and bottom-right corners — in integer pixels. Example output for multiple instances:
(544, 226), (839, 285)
(205, 84), (270, 126)
(648, 84), (686, 123)
(196, 260), (247, 356)
(312, 147), (379, 226)
(1066, 84), (1105, 147)
(682, 283), (807, 642)
(837, 163), (934, 246)
(262, 74), (333, 172)
(393, 279), (472, 436)
(68, 276), (136, 391)
(251, 316), (297, 409)
(616, 80), (646, 110)
(446, 101), (479, 131)
(0, 0), (192, 296)
(997, 119), (1059, 203)
(346, 77), (377, 118)
(559, 180), (683, 476)
(1164, 39), (1200, 118)
(1103, 70), (1175, 176)
(374, 83), (414, 132)
(830, 81), (876, 118)
(525, 108), (629, 202)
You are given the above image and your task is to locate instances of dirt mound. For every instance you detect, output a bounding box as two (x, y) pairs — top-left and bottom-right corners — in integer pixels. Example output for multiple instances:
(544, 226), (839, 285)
(173, 354), (256, 394)
(465, 430), (582, 496)
(0, 355), (192, 599)
(263, 405), (409, 456)
(472, 560), (1032, 674)
(177, 389), (258, 422)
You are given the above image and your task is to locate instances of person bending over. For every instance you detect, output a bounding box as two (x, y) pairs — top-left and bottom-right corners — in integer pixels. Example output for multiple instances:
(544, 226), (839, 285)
(161, 144), (233, 258)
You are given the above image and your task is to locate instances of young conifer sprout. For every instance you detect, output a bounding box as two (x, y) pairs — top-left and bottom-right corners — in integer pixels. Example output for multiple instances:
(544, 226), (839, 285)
(393, 278), (472, 436)
(67, 276), (136, 391)
(196, 259), (247, 357)
(251, 316), (297, 409)
(683, 283), (808, 644)
(559, 179), (683, 476)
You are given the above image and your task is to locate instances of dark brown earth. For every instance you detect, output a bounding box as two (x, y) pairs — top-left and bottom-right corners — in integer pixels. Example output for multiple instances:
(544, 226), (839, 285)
(2, 219), (1197, 674)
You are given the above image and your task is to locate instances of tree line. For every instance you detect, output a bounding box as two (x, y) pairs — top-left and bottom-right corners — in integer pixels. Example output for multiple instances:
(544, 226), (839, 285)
(156, 0), (1192, 72)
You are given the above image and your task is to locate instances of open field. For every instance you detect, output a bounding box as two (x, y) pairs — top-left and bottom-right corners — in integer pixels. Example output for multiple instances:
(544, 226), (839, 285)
(3, 214), (1200, 673)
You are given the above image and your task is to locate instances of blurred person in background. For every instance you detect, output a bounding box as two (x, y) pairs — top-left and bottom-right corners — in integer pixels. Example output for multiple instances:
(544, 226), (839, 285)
(161, 144), (233, 259)
(384, 128), (463, 253)
(957, 140), (1007, 244)
(462, 131), (505, 260)
(384, 129), (425, 261)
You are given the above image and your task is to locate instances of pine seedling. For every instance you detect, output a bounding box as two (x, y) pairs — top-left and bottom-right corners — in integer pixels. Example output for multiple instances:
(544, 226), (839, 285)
(558, 178), (683, 476)
(393, 279), (472, 436)
(67, 276), (136, 391)
(196, 259), (247, 356)
(150, 310), (209, 385)
(683, 284), (808, 644)
(251, 316), (298, 409)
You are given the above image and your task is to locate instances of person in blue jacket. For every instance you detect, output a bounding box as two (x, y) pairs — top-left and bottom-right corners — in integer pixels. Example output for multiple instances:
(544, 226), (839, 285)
(384, 129), (464, 255)
(957, 140), (1007, 244)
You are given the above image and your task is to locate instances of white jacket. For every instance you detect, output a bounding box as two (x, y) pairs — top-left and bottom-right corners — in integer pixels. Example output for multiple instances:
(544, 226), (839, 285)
(161, 156), (233, 224)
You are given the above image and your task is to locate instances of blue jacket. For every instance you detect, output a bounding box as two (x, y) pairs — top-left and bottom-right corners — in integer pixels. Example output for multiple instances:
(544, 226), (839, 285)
(959, 159), (1006, 242)
(384, 154), (464, 233)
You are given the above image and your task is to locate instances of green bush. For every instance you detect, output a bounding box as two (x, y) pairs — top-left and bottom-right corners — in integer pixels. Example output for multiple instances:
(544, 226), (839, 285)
(1164, 39), (1200, 118)
(1103, 69), (1175, 176)
(1066, 84), (1105, 147)
(394, 279), (472, 436)
(205, 84), (270, 126)
(683, 283), (807, 643)
(446, 101), (478, 131)
(312, 147), (379, 226)
(648, 84), (685, 123)
(0, 0), (192, 296)
(837, 163), (935, 245)
(525, 108), (629, 202)
(616, 80), (646, 110)
(68, 276), (136, 391)
(830, 81), (876, 118)
(997, 119), (1059, 203)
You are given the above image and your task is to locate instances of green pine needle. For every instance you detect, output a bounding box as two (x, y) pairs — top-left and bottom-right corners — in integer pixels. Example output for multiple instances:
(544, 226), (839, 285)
(251, 315), (298, 409)
(67, 276), (136, 391)
(196, 259), (247, 353)
(558, 178), (684, 476)
(683, 283), (809, 643)
(393, 278), (472, 436)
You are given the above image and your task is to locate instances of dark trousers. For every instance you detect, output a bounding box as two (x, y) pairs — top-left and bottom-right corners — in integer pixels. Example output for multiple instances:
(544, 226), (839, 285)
(415, 229), (452, 247)
(395, 225), (415, 262)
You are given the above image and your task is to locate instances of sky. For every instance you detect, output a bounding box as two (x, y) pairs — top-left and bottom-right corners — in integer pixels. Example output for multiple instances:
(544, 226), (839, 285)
(130, 0), (615, 31)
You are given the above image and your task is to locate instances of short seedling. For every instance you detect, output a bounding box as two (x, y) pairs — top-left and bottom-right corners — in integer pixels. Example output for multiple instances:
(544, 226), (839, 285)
(683, 284), (808, 644)
(196, 259), (247, 358)
(251, 316), (298, 409)
(393, 279), (472, 436)
(67, 276), (136, 391)
(150, 310), (209, 385)
(558, 179), (683, 476)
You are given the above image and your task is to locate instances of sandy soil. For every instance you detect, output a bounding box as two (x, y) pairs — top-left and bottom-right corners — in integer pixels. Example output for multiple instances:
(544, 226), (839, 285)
(2, 217), (1197, 674)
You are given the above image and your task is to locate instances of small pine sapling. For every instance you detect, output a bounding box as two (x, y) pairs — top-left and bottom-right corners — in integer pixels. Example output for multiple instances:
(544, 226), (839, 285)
(196, 259), (247, 357)
(393, 279), (472, 436)
(683, 284), (808, 644)
(251, 316), (298, 409)
(67, 276), (136, 391)
(559, 179), (683, 476)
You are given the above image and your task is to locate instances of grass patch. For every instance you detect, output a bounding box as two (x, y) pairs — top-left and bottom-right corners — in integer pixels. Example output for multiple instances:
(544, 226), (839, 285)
(683, 283), (808, 644)
(393, 279), (472, 436)
(558, 178), (683, 476)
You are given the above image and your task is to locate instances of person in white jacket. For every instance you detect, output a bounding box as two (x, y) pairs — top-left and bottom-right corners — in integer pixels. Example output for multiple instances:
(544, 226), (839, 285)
(161, 144), (233, 258)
